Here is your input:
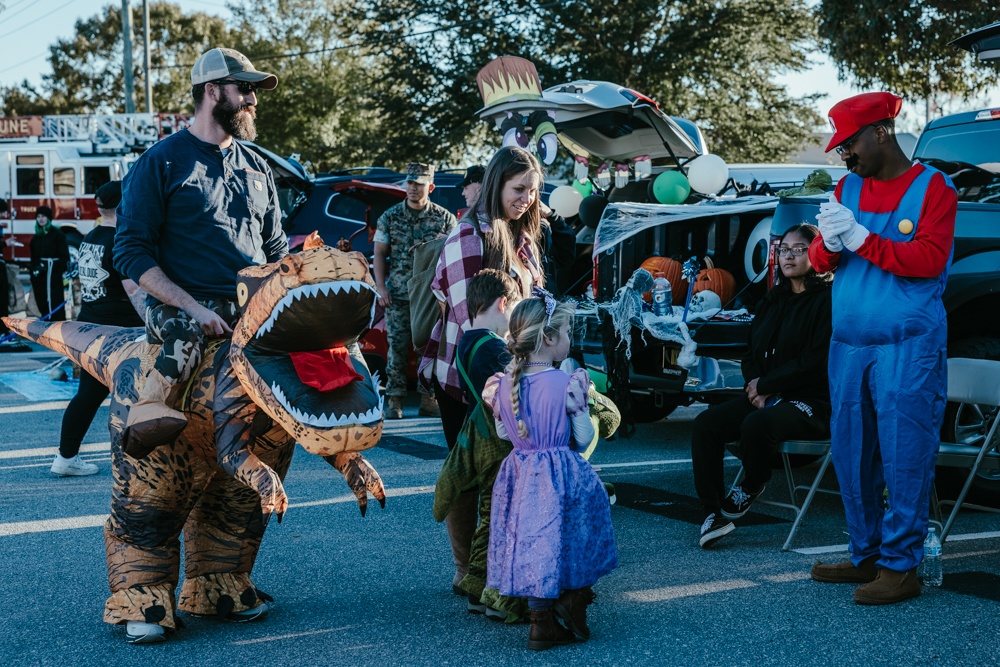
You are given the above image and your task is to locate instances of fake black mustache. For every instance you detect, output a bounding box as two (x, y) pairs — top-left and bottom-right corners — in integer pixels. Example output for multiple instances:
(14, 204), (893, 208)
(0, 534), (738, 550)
(845, 154), (859, 170)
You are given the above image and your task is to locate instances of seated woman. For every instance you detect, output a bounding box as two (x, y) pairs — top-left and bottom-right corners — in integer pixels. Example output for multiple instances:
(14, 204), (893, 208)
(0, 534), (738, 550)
(692, 223), (833, 548)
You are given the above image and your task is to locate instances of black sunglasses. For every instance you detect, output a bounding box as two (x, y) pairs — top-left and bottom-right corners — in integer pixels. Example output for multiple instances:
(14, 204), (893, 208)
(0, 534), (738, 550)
(835, 125), (874, 157)
(213, 79), (259, 96)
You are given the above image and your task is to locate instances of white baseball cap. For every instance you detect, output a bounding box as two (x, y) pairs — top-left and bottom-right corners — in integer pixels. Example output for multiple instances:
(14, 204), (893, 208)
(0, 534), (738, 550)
(191, 47), (278, 90)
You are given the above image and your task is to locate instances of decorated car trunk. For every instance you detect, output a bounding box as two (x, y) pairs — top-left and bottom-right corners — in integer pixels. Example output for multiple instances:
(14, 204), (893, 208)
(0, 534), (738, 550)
(471, 57), (845, 426)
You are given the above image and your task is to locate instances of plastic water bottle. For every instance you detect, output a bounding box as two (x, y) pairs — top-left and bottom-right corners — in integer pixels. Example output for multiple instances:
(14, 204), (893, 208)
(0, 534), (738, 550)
(651, 271), (672, 317)
(922, 526), (943, 587)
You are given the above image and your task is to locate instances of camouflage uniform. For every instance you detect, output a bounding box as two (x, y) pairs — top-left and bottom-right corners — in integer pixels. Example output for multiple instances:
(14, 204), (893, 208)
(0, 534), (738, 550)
(146, 299), (241, 382)
(374, 167), (456, 397)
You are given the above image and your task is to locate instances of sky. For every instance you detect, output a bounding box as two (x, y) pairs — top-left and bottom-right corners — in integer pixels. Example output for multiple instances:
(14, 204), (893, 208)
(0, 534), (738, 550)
(0, 0), (993, 133)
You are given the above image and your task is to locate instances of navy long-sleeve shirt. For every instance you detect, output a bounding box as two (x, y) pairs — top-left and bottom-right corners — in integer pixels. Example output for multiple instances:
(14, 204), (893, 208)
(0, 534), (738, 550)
(114, 129), (288, 302)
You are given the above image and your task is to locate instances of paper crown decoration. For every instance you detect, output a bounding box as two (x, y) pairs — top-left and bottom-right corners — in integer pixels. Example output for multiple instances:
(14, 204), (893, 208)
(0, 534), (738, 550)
(477, 56), (543, 108)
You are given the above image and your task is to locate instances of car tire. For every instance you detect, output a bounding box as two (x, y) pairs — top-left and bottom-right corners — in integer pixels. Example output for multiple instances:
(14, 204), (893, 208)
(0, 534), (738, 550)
(936, 337), (1000, 508)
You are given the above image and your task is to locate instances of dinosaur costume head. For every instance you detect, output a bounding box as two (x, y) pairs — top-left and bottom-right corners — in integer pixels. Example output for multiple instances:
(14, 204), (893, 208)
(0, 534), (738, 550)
(231, 245), (383, 455)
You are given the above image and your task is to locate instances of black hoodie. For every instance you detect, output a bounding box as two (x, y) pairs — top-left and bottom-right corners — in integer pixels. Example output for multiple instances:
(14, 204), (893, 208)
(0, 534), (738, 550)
(741, 282), (832, 404)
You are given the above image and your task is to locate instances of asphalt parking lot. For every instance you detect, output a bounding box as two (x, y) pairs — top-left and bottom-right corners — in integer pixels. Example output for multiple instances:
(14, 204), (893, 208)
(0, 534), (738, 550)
(1, 342), (998, 667)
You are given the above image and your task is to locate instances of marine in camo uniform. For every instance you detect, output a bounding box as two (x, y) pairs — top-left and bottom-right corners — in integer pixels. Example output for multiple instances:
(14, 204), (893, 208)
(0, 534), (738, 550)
(373, 163), (457, 418)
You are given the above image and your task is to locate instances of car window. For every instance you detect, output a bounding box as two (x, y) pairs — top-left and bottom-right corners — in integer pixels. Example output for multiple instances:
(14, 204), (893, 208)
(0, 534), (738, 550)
(327, 193), (368, 221)
(430, 186), (464, 215)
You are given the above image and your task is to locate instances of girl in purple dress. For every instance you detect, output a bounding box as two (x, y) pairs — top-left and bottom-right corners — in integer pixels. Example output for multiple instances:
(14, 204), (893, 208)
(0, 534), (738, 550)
(484, 293), (617, 651)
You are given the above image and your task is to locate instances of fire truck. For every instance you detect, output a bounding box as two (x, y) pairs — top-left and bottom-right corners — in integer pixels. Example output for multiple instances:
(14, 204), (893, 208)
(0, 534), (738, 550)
(0, 113), (188, 265)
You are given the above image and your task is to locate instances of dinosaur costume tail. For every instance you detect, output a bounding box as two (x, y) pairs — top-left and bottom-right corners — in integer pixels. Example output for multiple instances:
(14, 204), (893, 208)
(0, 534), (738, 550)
(2, 317), (143, 388)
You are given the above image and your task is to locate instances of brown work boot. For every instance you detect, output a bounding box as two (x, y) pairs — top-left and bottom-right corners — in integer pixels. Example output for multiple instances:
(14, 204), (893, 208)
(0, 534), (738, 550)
(854, 568), (920, 605)
(122, 369), (187, 458)
(418, 393), (440, 417)
(554, 586), (596, 640)
(810, 554), (879, 583)
(386, 396), (403, 419)
(527, 609), (575, 651)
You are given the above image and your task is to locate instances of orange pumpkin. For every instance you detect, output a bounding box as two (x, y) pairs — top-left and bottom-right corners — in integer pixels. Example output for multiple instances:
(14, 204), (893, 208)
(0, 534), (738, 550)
(691, 260), (736, 305)
(639, 256), (687, 305)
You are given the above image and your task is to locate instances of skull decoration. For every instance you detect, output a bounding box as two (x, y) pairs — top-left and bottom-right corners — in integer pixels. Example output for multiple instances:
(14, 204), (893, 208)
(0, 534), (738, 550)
(689, 290), (722, 315)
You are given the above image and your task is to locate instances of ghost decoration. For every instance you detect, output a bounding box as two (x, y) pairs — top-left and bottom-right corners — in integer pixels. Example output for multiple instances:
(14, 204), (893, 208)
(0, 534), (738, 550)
(615, 163), (630, 189)
(688, 290), (722, 318)
(574, 155), (590, 182)
(634, 155), (652, 180)
(596, 162), (612, 190)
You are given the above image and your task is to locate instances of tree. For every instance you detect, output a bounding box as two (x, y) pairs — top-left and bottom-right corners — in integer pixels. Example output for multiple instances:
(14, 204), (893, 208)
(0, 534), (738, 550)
(227, 0), (444, 171)
(818, 0), (998, 124)
(340, 0), (823, 163)
(0, 2), (229, 116)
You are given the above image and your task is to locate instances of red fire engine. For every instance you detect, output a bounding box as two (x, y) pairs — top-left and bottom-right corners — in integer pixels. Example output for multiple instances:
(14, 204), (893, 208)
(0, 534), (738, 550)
(0, 113), (188, 265)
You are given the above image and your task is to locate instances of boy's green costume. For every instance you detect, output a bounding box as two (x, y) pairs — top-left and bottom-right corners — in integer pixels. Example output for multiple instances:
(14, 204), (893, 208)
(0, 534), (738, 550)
(433, 381), (621, 622)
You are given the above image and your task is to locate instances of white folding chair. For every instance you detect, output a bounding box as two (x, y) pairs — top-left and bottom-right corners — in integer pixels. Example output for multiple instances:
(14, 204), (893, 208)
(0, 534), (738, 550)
(934, 357), (1000, 541)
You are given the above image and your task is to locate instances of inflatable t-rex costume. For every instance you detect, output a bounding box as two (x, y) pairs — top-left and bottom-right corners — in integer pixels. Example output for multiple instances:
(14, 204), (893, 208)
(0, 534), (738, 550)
(3, 245), (386, 635)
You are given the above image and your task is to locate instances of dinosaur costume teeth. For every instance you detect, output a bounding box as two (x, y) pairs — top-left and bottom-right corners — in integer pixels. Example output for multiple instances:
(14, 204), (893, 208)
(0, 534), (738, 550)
(254, 280), (376, 340)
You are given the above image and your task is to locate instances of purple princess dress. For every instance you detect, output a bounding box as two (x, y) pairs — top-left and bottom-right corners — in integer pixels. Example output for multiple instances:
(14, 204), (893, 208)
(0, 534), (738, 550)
(485, 367), (617, 599)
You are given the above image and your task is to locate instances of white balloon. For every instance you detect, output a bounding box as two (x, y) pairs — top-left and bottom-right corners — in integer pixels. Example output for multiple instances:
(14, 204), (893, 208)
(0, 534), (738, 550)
(548, 185), (584, 218)
(687, 154), (729, 195)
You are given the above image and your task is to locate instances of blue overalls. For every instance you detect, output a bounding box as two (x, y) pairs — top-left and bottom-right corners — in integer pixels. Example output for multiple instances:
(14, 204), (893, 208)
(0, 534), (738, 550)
(829, 166), (954, 572)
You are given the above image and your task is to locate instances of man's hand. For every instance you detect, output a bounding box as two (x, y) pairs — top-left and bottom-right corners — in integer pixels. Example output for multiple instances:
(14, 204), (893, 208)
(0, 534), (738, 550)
(745, 377), (760, 403)
(190, 303), (233, 336)
(839, 219), (871, 252)
(376, 285), (392, 307)
(816, 194), (854, 251)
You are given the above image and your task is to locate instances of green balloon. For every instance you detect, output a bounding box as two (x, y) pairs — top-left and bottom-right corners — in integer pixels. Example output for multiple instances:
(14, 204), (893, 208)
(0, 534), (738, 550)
(651, 170), (691, 204)
(572, 180), (594, 198)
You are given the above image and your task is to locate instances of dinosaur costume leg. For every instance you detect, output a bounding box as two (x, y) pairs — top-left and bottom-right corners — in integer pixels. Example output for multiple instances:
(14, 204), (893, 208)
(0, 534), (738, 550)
(178, 441), (294, 617)
(103, 430), (215, 630)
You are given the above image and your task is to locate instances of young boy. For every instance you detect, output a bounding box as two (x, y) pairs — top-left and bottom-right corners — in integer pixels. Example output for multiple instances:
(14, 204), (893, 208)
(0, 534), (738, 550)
(455, 269), (520, 409)
(434, 269), (525, 621)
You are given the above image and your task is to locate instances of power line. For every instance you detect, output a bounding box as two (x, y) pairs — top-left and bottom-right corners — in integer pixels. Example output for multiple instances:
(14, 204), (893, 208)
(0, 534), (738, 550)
(0, 49), (47, 76)
(0, 0), (43, 24)
(0, 0), (79, 41)
(156, 0), (570, 69)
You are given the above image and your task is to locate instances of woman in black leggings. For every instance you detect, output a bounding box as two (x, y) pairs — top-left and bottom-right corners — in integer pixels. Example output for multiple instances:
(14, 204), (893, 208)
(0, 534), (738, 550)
(52, 182), (145, 476)
(692, 223), (833, 548)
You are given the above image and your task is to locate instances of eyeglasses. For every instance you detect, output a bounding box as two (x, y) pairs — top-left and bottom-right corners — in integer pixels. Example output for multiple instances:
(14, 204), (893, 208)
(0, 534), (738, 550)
(835, 125), (874, 157)
(776, 245), (808, 257)
(213, 79), (259, 96)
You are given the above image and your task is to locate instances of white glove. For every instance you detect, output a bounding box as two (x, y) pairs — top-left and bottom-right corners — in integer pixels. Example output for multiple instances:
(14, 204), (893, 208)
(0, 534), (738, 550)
(840, 221), (870, 252)
(815, 194), (849, 251)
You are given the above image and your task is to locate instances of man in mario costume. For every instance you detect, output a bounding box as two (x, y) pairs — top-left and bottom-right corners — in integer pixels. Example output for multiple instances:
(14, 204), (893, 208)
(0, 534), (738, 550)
(807, 92), (957, 605)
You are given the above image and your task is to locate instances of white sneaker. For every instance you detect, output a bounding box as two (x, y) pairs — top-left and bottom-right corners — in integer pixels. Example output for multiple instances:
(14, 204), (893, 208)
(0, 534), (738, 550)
(125, 621), (167, 644)
(50, 454), (99, 476)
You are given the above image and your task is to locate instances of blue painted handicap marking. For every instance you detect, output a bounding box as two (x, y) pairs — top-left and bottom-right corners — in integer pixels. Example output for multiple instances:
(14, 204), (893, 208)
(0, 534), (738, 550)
(0, 372), (79, 401)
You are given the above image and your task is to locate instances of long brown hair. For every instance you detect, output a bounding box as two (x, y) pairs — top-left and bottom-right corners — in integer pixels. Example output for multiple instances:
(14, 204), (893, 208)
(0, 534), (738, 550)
(468, 146), (544, 295)
(773, 223), (833, 293)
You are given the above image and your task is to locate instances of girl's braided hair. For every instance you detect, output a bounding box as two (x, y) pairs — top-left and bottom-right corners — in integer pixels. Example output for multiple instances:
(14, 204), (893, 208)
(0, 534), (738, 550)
(505, 297), (575, 438)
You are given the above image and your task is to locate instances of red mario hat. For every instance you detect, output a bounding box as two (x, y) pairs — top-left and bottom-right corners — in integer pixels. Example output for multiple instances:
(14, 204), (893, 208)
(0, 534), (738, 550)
(824, 92), (903, 152)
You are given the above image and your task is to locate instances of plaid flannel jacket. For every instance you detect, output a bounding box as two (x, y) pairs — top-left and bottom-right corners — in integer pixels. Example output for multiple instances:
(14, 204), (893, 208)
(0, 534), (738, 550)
(418, 217), (542, 402)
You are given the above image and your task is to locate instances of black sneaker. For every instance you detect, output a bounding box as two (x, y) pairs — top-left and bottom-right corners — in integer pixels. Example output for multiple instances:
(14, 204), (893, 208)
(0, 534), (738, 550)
(699, 513), (734, 548)
(721, 484), (765, 520)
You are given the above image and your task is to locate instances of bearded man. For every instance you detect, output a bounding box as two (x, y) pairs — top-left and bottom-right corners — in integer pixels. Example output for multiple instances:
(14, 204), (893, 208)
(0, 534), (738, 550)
(114, 47), (288, 459)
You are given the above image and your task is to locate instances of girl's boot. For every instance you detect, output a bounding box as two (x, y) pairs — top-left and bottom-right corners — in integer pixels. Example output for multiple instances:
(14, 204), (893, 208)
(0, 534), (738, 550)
(527, 609), (575, 651)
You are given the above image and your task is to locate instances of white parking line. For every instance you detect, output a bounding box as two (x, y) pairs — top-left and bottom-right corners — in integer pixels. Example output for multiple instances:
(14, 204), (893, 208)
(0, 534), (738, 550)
(0, 399), (109, 415)
(0, 442), (109, 460)
(232, 625), (362, 645)
(624, 578), (757, 602)
(0, 486), (436, 537)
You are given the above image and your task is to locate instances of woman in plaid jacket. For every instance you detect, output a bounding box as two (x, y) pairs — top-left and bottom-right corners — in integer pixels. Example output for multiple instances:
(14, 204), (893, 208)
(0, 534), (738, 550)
(419, 146), (547, 447)
(418, 146), (547, 601)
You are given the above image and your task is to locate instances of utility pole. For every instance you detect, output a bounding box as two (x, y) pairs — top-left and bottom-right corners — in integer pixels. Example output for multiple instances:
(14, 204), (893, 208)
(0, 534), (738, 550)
(142, 0), (152, 112)
(121, 0), (136, 113)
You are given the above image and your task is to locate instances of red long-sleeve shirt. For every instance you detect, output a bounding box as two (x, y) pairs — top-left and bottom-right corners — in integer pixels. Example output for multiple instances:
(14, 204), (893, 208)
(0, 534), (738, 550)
(808, 164), (957, 278)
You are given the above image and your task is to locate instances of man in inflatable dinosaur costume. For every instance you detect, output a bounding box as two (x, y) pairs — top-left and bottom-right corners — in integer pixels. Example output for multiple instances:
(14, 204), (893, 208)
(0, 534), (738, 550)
(3, 244), (386, 644)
